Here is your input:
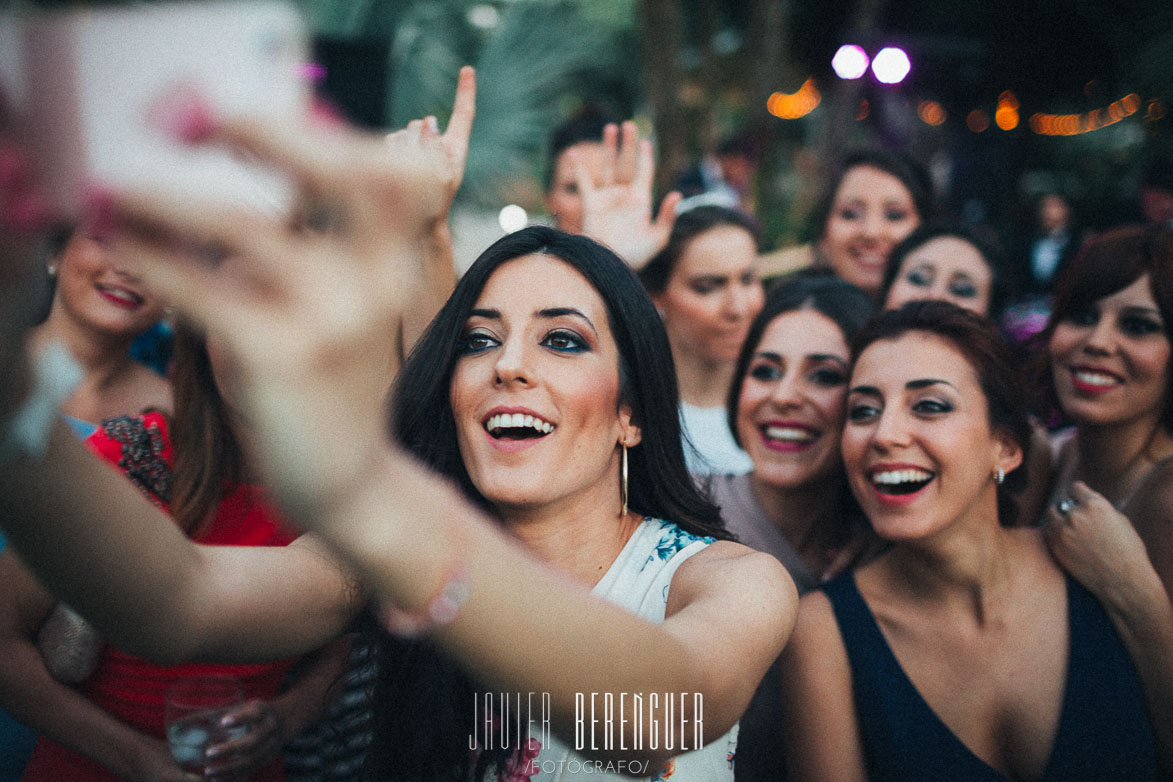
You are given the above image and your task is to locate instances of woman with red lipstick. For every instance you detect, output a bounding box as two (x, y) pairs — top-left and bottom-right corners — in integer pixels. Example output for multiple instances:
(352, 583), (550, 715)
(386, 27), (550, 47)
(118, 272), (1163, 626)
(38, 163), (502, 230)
(30, 227), (172, 436)
(0, 88), (796, 782)
(0, 323), (353, 782)
(718, 273), (876, 594)
(712, 273), (878, 782)
(779, 301), (1164, 781)
(1035, 225), (1173, 772)
(639, 205), (765, 475)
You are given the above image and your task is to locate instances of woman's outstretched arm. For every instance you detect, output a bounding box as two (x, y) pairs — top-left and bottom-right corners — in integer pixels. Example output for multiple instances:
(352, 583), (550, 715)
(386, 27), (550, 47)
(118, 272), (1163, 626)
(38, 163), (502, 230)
(0, 430), (359, 662)
(63, 102), (796, 768)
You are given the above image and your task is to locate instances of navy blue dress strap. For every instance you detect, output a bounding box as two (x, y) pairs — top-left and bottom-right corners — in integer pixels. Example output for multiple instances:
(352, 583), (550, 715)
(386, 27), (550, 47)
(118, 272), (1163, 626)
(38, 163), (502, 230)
(822, 572), (1156, 781)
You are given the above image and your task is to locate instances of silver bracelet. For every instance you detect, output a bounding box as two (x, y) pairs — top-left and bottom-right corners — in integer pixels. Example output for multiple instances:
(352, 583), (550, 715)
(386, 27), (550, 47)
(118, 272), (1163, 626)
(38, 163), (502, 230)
(0, 341), (83, 465)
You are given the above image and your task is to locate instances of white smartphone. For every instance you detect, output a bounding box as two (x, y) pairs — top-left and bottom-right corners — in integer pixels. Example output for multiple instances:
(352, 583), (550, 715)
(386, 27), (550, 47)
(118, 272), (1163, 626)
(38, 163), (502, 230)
(0, 1), (311, 220)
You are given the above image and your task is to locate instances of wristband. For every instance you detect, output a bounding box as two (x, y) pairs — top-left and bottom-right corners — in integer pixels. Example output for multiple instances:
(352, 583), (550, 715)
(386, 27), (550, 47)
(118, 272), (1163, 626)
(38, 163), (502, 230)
(0, 341), (82, 465)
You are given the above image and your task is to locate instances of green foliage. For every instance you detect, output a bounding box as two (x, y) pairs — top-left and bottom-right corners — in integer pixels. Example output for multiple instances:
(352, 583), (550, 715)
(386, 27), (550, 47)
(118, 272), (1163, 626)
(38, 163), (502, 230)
(386, 2), (628, 208)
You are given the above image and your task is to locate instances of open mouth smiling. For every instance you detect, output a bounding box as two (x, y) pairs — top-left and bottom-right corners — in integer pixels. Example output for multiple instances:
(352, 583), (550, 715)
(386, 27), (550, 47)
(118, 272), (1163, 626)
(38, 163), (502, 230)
(870, 466), (935, 496)
(484, 412), (555, 440)
(96, 284), (145, 307)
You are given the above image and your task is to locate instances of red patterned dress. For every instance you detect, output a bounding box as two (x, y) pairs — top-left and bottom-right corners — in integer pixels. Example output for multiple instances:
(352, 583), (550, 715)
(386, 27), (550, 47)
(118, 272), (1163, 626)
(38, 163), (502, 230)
(22, 412), (299, 782)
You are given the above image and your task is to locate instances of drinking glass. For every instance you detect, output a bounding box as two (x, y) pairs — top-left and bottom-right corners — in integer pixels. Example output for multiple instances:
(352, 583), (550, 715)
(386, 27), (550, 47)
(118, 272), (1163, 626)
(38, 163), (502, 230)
(165, 675), (247, 774)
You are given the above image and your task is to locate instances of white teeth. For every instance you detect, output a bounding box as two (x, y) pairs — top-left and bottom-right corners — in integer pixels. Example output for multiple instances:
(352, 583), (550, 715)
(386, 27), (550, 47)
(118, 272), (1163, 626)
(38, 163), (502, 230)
(871, 468), (933, 485)
(1074, 371), (1117, 387)
(764, 426), (814, 443)
(485, 413), (554, 435)
(101, 287), (142, 305)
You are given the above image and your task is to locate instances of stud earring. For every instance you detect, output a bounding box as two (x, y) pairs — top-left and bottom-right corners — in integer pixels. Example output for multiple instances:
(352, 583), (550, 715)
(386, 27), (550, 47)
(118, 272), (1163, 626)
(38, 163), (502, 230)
(993, 466), (1005, 485)
(46, 263), (57, 277)
(620, 443), (629, 517)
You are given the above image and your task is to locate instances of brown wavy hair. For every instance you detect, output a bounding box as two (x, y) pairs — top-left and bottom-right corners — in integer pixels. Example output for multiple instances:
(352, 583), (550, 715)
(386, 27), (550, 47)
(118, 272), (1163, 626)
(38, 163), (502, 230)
(167, 323), (245, 536)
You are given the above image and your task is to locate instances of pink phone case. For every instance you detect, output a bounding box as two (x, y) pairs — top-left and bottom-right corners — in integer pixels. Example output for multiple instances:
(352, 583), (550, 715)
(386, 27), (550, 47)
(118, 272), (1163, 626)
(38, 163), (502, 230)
(0, 1), (310, 219)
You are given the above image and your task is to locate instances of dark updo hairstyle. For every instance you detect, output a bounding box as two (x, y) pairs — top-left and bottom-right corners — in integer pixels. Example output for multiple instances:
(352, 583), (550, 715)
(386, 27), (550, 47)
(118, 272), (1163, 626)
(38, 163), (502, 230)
(372, 226), (729, 781)
(806, 149), (935, 244)
(1034, 223), (1173, 432)
(726, 271), (874, 444)
(544, 104), (620, 190)
(638, 204), (762, 294)
(878, 223), (1008, 320)
(851, 300), (1033, 526)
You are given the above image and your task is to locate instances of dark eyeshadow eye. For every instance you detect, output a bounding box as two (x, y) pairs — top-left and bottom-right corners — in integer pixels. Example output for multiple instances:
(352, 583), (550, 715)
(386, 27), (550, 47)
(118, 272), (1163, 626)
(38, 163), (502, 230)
(1120, 316), (1162, 337)
(811, 369), (846, 386)
(542, 329), (587, 353)
(458, 332), (497, 355)
(749, 364), (781, 381)
(949, 280), (977, 298)
(848, 403), (879, 422)
(913, 398), (952, 414)
(1065, 306), (1098, 327)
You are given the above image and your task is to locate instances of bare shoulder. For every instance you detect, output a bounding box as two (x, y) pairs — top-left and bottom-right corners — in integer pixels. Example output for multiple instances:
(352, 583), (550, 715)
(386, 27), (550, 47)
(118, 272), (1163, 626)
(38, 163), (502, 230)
(672, 540), (796, 603)
(667, 540), (798, 645)
(126, 362), (173, 415)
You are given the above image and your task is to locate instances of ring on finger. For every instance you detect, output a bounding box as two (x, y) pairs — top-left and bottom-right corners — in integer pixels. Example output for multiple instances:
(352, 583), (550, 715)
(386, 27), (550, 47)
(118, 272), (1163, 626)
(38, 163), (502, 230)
(1055, 498), (1076, 516)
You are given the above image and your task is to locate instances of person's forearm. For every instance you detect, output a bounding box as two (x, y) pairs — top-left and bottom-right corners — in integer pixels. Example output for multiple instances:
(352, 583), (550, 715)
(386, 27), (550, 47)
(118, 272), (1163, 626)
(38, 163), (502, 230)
(0, 421), (207, 662)
(0, 640), (160, 778)
(400, 222), (457, 360)
(313, 447), (776, 764)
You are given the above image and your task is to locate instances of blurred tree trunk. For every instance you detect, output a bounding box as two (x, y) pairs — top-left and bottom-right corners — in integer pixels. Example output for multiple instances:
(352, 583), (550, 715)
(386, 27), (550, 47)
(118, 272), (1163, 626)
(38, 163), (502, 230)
(813, 0), (885, 177)
(639, 0), (687, 195)
(745, 0), (794, 242)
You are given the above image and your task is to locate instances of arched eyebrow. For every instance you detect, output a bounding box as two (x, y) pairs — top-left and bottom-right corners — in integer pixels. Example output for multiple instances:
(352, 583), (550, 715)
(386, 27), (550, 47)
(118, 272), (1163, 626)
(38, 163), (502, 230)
(1120, 305), (1162, 319)
(848, 378), (955, 395)
(537, 307), (598, 336)
(754, 352), (846, 365)
(467, 307), (599, 337)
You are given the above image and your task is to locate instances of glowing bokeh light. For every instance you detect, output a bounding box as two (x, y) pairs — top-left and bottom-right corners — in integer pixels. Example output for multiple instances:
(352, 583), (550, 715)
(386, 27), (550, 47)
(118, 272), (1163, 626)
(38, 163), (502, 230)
(766, 78), (822, 119)
(1030, 93), (1141, 136)
(831, 45), (869, 80)
(918, 100), (946, 126)
(967, 110), (990, 133)
(498, 205), (528, 233)
(466, 4), (500, 29)
(871, 47), (910, 84)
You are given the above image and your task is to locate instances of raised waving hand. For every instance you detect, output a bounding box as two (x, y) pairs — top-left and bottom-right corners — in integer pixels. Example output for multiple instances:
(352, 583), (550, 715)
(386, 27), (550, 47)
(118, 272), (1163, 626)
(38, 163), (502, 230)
(577, 120), (682, 270)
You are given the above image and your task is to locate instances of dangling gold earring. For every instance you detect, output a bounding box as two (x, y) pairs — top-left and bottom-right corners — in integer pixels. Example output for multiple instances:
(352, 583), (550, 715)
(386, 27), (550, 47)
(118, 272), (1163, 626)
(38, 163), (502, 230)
(620, 443), (629, 517)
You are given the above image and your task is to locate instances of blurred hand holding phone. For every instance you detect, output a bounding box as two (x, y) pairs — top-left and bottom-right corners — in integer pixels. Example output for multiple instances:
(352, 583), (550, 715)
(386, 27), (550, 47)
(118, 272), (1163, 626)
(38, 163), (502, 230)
(0, 0), (311, 220)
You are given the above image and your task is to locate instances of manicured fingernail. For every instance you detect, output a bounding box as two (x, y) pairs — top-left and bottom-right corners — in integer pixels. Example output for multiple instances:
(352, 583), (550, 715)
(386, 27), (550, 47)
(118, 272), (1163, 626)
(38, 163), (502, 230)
(147, 86), (217, 144)
(82, 183), (119, 237)
(2, 194), (51, 233)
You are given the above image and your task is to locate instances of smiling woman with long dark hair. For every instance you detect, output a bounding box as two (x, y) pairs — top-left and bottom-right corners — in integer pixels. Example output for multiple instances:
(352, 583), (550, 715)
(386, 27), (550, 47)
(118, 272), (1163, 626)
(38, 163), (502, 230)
(0, 107), (797, 782)
(779, 301), (1163, 781)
